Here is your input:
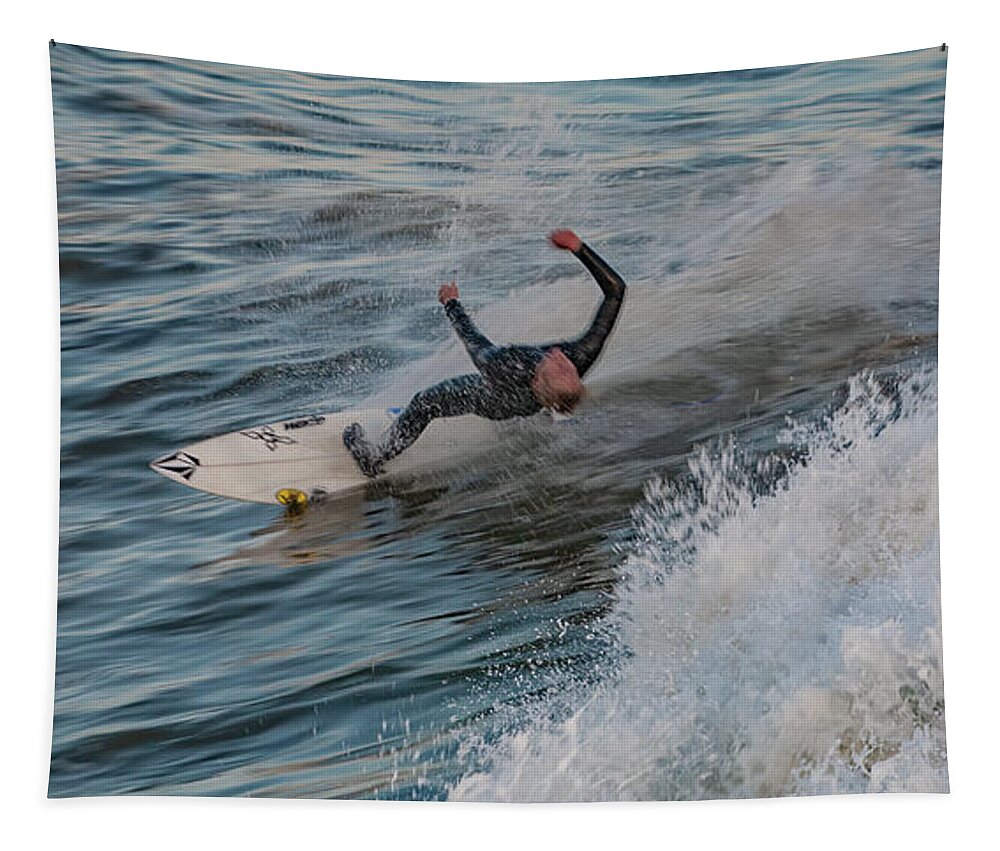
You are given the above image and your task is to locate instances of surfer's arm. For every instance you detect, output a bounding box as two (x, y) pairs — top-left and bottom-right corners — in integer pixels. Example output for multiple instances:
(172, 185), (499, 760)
(549, 232), (627, 376)
(443, 297), (495, 367)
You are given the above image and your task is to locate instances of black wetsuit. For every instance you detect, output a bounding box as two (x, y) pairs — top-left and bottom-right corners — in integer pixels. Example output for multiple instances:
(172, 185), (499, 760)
(345, 242), (626, 476)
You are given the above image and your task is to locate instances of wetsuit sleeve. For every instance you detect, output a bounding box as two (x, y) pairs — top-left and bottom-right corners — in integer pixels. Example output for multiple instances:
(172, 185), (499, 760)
(444, 298), (495, 369)
(561, 242), (627, 376)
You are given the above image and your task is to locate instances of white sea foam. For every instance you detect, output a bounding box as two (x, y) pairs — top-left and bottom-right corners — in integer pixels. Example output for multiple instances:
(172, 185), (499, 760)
(450, 366), (946, 801)
(372, 158), (940, 410)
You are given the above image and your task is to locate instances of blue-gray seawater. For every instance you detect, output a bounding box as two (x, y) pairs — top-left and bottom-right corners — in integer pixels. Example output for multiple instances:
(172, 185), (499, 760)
(51, 44), (946, 799)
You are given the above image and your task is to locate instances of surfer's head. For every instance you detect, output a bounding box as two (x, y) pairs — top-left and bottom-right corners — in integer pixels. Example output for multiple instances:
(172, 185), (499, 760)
(532, 348), (585, 414)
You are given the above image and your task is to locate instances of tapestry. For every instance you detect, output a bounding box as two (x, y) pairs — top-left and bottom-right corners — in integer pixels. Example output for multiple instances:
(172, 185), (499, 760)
(49, 43), (948, 800)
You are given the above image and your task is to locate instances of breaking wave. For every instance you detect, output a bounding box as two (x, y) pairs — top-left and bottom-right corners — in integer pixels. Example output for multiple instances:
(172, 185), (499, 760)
(451, 366), (945, 801)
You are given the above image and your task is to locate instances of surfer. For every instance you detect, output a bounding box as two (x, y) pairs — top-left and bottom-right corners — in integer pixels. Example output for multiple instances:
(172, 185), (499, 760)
(343, 230), (626, 477)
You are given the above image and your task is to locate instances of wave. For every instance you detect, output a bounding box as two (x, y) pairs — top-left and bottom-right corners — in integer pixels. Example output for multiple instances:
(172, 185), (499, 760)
(449, 365), (945, 801)
(367, 157), (939, 413)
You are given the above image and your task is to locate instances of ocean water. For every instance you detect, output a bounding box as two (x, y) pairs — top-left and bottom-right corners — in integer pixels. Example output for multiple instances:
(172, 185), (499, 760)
(49, 43), (946, 799)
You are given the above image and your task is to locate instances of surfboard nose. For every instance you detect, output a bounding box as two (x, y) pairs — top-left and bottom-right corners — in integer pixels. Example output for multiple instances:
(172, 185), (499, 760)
(150, 450), (201, 481)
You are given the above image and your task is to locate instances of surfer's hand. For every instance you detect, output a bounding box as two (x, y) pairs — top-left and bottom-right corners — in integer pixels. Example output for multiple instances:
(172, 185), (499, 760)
(438, 282), (459, 304)
(549, 229), (582, 252)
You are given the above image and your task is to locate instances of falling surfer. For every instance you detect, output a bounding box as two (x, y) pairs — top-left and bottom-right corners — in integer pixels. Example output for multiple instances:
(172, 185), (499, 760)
(343, 230), (627, 477)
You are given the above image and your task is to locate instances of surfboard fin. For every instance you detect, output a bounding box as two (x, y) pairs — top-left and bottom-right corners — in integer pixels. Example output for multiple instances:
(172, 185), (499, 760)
(275, 487), (309, 515)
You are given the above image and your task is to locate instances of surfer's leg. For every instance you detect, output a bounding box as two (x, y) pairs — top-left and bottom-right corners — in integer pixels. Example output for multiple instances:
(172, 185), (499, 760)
(343, 374), (496, 476)
(378, 374), (495, 463)
(343, 423), (385, 478)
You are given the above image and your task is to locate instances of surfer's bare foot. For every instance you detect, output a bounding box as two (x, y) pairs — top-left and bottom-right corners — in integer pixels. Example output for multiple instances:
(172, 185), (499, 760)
(343, 423), (384, 478)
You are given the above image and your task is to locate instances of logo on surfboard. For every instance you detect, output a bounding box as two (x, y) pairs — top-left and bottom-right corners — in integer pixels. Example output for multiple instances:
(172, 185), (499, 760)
(281, 414), (326, 431)
(240, 426), (296, 451)
(151, 451), (201, 480)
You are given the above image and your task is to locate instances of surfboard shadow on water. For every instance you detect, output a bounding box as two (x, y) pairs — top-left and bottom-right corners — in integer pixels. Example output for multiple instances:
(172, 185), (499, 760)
(190, 488), (377, 573)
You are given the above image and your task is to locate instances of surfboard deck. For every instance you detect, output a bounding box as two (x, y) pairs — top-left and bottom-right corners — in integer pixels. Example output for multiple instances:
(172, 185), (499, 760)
(150, 407), (490, 506)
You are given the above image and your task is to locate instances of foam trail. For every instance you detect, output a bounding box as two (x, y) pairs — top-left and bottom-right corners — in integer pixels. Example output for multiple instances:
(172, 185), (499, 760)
(450, 366), (945, 801)
(371, 159), (940, 409)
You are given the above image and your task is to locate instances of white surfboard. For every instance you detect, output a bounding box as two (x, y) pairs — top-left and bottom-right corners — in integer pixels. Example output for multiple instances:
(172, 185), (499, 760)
(150, 407), (493, 506)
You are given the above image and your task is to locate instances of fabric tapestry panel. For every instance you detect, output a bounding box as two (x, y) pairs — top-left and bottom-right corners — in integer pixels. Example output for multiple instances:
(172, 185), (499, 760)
(49, 42), (947, 800)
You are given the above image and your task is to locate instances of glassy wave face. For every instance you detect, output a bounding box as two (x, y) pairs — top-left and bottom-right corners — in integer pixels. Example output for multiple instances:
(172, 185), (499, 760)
(50, 44), (945, 799)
